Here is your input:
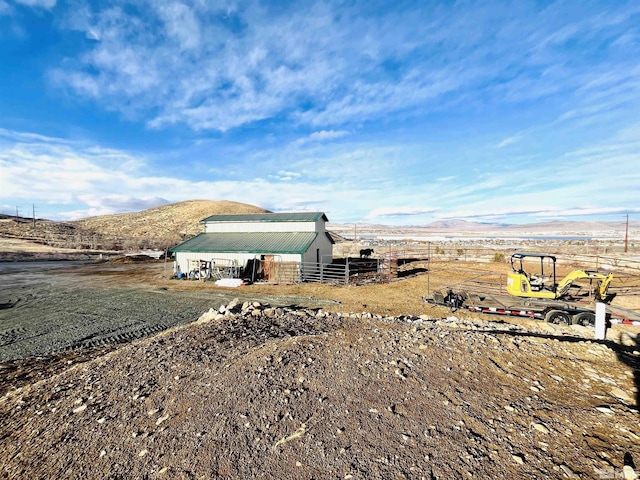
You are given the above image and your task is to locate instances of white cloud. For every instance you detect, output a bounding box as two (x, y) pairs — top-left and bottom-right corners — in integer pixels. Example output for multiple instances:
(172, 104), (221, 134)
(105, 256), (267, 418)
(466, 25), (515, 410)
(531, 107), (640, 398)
(0, 127), (69, 144)
(0, 1), (12, 15)
(267, 170), (301, 182)
(366, 206), (438, 220)
(45, 1), (640, 132)
(497, 135), (522, 148)
(157, 2), (201, 51)
(293, 130), (349, 146)
(64, 194), (169, 219)
(12, 0), (55, 9)
(531, 207), (640, 218)
(0, 128), (370, 221)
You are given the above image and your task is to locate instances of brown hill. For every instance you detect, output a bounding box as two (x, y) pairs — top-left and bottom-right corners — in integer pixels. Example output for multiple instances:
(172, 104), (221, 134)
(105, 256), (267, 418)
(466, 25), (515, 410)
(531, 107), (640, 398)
(72, 200), (269, 243)
(0, 200), (270, 252)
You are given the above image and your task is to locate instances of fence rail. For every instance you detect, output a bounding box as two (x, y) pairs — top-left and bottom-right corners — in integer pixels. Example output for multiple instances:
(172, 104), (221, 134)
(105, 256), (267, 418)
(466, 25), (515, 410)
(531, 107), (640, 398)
(177, 247), (640, 286)
(300, 262), (349, 285)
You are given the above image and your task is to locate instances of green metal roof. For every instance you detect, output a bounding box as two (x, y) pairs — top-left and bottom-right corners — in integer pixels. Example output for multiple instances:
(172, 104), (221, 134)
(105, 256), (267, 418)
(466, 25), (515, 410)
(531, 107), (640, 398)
(170, 232), (318, 254)
(200, 212), (328, 223)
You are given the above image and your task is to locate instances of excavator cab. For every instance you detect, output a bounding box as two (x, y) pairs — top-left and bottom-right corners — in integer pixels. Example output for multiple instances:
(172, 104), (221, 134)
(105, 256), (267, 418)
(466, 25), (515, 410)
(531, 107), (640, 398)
(506, 252), (613, 301)
(507, 253), (557, 299)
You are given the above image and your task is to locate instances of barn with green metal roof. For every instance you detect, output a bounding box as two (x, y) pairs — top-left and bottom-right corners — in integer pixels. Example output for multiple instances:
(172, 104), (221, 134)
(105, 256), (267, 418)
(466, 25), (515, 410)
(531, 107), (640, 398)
(169, 212), (334, 282)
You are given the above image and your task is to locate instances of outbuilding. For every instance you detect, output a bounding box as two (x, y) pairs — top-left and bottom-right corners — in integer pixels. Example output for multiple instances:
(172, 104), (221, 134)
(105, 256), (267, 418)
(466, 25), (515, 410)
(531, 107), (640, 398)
(169, 212), (334, 282)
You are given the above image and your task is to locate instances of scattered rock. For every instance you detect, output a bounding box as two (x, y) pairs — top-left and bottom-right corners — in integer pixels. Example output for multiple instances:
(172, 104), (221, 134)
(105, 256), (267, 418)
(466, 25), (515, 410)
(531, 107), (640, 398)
(2, 300), (639, 479)
(610, 387), (634, 404)
(531, 423), (550, 434)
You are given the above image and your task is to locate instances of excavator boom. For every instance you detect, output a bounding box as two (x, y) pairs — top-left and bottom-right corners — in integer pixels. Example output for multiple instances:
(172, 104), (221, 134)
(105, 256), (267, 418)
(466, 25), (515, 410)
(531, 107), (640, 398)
(556, 270), (613, 300)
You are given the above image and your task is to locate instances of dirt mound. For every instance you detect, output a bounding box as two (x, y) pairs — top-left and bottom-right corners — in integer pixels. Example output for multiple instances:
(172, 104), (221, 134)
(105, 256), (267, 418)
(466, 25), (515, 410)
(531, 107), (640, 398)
(1, 302), (638, 479)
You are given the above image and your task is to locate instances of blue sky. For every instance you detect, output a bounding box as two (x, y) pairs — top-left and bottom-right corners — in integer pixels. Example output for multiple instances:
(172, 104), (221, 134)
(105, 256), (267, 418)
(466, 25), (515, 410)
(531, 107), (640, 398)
(0, 0), (639, 225)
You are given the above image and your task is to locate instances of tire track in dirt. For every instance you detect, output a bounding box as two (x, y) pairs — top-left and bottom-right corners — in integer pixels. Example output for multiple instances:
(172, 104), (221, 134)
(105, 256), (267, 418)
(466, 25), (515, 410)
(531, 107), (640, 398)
(0, 281), (340, 362)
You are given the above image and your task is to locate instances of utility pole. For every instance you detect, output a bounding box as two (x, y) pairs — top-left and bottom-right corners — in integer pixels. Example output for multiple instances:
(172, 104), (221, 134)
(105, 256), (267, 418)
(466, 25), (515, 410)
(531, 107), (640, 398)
(15, 206), (19, 223)
(624, 214), (629, 253)
(32, 204), (36, 228)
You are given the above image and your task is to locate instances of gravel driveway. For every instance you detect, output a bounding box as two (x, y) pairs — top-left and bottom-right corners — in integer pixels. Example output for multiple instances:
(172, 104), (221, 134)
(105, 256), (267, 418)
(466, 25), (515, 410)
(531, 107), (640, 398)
(0, 261), (338, 362)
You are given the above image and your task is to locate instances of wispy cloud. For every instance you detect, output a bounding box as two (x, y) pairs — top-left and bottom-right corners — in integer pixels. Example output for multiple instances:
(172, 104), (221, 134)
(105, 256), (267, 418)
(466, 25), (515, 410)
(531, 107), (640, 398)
(0, 128), (378, 221)
(2, 2), (640, 226)
(1, 121), (639, 225)
(497, 135), (522, 148)
(293, 130), (349, 146)
(0, 1), (12, 15)
(366, 207), (438, 220)
(531, 207), (640, 218)
(13, 0), (56, 9)
(267, 170), (301, 182)
(46, 1), (640, 132)
(64, 194), (169, 219)
(0, 128), (69, 145)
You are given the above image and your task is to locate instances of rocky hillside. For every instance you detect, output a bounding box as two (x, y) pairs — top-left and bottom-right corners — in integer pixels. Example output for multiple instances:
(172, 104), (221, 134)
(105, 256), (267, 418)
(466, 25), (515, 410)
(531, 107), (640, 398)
(71, 200), (269, 241)
(1, 301), (638, 479)
(0, 200), (269, 252)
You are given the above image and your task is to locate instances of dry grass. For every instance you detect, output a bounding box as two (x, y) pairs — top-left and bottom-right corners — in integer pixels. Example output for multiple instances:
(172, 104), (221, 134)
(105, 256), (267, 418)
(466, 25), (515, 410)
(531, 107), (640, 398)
(72, 199), (268, 240)
(136, 260), (516, 319)
(128, 257), (640, 326)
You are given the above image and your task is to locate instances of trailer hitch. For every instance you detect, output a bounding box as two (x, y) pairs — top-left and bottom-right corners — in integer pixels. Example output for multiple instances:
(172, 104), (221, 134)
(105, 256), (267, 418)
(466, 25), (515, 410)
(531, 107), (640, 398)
(443, 289), (465, 312)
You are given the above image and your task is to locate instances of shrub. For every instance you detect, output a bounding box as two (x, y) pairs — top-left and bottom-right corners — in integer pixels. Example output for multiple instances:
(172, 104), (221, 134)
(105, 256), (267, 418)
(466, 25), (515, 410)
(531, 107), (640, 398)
(492, 252), (505, 263)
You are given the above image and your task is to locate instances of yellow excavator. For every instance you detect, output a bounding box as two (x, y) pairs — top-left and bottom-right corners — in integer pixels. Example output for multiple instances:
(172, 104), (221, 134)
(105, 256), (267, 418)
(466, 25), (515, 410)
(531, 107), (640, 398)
(506, 252), (614, 302)
(424, 252), (640, 327)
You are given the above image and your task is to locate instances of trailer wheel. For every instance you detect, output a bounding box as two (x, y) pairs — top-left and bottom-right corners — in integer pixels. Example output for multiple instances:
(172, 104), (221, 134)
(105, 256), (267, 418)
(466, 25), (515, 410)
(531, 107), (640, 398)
(572, 312), (596, 327)
(545, 310), (571, 325)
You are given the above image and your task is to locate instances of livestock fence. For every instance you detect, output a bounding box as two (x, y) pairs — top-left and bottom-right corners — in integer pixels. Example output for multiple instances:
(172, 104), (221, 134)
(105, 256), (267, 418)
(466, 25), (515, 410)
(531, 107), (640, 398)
(175, 245), (640, 286)
(178, 256), (405, 286)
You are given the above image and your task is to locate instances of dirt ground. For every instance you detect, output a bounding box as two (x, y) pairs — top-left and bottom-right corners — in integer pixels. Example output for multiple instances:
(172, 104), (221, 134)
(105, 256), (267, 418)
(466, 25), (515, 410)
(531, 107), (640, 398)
(1, 259), (640, 479)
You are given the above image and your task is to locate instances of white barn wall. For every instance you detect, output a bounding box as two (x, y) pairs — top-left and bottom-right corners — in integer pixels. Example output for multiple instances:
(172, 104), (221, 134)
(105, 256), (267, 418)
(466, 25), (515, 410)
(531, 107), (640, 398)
(302, 234), (333, 264)
(204, 221), (318, 233)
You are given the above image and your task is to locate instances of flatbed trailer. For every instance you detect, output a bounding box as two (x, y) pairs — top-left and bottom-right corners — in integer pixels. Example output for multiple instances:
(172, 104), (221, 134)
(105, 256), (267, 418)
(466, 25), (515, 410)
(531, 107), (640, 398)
(423, 289), (640, 327)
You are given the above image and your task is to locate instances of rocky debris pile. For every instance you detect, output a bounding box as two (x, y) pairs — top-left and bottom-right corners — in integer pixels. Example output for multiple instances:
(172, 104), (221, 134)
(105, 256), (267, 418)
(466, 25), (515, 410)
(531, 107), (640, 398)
(1, 301), (639, 479)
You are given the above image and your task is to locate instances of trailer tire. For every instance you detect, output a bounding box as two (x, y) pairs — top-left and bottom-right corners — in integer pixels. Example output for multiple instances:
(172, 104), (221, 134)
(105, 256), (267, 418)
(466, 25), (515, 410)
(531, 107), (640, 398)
(572, 312), (596, 327)
(545, 310), (571, 325)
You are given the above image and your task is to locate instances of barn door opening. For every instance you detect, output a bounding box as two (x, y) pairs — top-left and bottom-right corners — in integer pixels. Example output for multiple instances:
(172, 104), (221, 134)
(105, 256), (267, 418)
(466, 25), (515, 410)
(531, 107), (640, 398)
(262, 255), (275, 281)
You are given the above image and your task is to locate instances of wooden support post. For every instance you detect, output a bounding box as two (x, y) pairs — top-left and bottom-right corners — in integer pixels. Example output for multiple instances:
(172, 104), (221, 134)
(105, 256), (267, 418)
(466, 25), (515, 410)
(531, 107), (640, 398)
(345, 257), (349, 285)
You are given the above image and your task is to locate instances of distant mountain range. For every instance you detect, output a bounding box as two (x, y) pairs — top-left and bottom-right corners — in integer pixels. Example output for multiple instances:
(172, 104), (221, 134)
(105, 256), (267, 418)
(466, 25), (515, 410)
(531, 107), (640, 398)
(1, 202), (637, 247)
(328, 218), (638, 238)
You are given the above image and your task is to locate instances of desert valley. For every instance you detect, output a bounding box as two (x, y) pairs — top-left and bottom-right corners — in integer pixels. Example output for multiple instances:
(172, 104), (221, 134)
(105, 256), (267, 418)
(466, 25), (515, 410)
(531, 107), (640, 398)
(0, 200), (639, 479)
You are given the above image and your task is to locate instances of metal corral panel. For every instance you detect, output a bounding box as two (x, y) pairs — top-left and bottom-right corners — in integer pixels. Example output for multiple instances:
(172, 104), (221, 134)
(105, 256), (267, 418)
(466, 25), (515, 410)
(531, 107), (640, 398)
(170, 232), (317, 254)
(173, 252), (302, 276)
(201, 212), (328, 223)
